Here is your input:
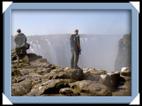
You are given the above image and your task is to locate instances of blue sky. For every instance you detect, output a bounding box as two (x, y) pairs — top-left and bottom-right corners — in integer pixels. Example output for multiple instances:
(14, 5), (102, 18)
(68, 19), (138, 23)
(12, 10), (130, 36)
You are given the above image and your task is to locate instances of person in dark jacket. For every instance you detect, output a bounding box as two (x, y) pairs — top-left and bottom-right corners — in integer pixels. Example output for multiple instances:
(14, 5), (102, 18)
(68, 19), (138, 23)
(70, 29), (81, 68)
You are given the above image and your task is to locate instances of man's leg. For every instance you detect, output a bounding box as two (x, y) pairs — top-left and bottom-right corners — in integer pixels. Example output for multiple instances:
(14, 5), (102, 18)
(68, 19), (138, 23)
(15, 48), (21, 64)
(71, 50), (74, 68)
(22, 46), (30, 64)
(74, 51), (79, 68)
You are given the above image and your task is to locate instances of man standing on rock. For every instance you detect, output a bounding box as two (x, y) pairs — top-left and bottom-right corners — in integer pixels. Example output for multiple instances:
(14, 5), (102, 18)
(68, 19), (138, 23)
(70, 29), (81, 68)
(14, 29), (30, 63)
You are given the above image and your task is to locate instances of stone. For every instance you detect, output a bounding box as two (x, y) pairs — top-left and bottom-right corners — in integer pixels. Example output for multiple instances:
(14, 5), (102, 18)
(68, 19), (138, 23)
(59, 88), (78, 96)
(12, 79), (32, 96)
(27, 79), (73, 96)
(83, 71), (100, 81)
(112, 80), (131, 96)
(27, 53), (42, 62)
(69, 80), (112, 96)
(46, 67), (83, 80)
(110, 71), (121, 90)
(120, 67), (131, 80)
(100, 74), (112, 89)
(12, 49), (17, 61)
(12, 68), (22, 76)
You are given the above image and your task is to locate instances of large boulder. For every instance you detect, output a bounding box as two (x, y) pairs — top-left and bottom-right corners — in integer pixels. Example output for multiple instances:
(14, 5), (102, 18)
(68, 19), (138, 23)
(30, 58), (49, 67)
(99, 74), (112, 89)
(112, 67), (131, 96)
(84, 72), (100, 81)
(12, 68), (22, 76)
(59, 88), (78, 96)
(44, 67), (83, 80)
(27, 79), (74, 96)
(120, 67), (131, 80)
(115, 33), (130, 71)
(27, 53), (42, 62)
(12, 49), (17, 61)
(28, 73), (42, 86)
(83, 68), (107, 81)
(69, 80), (112, 96)
(83, 68), (107, 75)
(109, 71), (121, 90)
(112, 80), (131, 96)
(12, 79), (32, 96)
(12, 75), (29, 83)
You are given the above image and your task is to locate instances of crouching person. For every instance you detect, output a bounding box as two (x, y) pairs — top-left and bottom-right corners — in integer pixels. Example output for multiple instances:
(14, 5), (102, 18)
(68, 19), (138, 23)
(14, 29), (30, 64)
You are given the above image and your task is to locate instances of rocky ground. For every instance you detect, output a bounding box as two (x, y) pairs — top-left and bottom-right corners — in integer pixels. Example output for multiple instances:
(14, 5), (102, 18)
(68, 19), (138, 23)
(12, 50), (131, 96)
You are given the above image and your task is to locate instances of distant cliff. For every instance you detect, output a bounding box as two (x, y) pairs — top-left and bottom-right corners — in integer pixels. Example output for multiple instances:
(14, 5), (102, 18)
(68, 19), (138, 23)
(115, 33), (130, 71)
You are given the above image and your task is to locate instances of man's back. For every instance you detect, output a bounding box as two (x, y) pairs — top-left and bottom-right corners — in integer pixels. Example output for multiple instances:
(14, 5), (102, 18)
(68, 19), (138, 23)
(15, 33), (27, 48)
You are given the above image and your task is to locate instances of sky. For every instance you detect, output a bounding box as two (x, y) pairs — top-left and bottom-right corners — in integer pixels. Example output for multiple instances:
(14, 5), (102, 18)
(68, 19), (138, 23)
(12, 10), (130, 36)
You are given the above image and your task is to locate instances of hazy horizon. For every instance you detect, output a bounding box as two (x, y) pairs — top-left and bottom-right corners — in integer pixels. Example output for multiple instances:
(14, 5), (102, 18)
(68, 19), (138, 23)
(12, 10), (130, 36)
(12, 33), (125, 72)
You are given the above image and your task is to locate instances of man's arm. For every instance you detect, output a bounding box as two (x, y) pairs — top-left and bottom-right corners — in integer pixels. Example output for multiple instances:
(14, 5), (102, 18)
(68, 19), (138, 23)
(77, 36), (81, 48)
(77, 36), (81, 54)
(22, 33), (27, 43)
(70, 34), (74, 48)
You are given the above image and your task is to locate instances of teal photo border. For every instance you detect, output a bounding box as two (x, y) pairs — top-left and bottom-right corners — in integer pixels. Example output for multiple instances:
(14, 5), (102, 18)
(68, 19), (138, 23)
(3, 3), (139, 104)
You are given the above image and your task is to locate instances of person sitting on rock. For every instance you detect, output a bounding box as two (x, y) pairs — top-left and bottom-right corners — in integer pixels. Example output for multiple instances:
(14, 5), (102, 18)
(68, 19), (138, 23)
(14, 29), (30, 63)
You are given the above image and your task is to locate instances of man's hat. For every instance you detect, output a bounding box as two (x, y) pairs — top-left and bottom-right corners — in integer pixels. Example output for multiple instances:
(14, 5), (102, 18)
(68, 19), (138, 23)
(75, 29), (79, 32)
(17, 29), (21, 33)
